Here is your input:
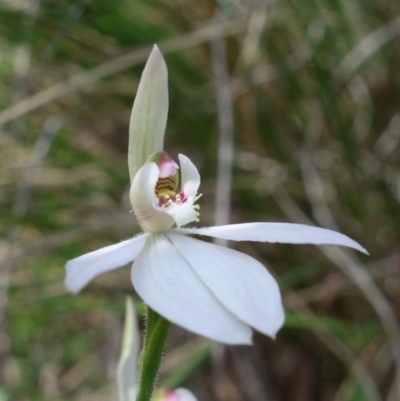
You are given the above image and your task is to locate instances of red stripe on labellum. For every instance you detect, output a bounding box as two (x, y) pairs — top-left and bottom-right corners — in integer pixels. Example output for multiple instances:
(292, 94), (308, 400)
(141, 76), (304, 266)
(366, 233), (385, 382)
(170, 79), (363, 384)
(156, 184), (174, 191)
(156, 177), (177, 193)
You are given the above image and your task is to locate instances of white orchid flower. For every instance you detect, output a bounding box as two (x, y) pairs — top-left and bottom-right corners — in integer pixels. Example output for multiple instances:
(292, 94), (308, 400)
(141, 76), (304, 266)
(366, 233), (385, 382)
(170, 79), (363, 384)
(65, 45), (367, 345)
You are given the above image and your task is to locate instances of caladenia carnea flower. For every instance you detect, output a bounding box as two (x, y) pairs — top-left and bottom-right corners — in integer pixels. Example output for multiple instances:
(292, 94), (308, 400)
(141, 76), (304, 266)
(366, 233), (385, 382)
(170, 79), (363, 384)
(65, 45), (367, 346)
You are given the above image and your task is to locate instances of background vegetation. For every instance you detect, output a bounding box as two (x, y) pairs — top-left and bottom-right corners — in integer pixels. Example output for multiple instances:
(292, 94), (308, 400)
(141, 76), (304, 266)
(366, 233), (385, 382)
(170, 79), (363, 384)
(1, 0), (400, 400)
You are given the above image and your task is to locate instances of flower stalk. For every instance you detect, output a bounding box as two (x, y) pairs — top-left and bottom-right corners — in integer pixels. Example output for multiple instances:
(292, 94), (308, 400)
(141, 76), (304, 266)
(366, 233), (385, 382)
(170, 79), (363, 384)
(136, 308), (170, 401)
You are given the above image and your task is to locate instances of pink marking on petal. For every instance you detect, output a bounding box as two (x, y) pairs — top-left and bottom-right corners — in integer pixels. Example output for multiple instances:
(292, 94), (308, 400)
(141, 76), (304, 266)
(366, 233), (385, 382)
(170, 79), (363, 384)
(157, 191), (187, 207)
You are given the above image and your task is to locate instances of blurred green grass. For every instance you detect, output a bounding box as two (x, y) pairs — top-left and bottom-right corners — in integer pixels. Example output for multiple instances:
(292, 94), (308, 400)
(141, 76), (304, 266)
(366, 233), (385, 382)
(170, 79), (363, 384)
(1, 0), (400, 400)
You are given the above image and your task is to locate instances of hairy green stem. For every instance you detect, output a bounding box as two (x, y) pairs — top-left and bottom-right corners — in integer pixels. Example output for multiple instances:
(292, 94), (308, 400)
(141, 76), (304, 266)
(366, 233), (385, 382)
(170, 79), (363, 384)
(146, 307), (160, 337)
(136, 308), (170, 401)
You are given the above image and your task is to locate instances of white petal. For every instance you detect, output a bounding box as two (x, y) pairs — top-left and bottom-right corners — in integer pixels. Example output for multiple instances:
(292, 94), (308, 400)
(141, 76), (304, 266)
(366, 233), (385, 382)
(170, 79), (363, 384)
(131, 234), (252, 344)
(174, 222), (367, 254)
(128, 45), (168, 181)
(178, 154), (200, 198)
(117, 297), (139, 401)
(130, 162), (175, 232)
(65, 234), (149, 293)
(161, 154), (200, 227)
(167, 233), (284, 338)
(162, 201), (199, 229)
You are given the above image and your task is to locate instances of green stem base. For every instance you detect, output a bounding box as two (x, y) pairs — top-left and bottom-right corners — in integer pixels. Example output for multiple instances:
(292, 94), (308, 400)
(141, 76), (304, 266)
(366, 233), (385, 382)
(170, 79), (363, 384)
(136, 308), (170, 401)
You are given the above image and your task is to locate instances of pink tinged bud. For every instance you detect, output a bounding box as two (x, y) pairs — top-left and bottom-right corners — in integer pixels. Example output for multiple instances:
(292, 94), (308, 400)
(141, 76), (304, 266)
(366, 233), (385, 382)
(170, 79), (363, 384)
(156, 388), (198, 401)
(160, 390), (179, 401)
(155, 152), (179, 178)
